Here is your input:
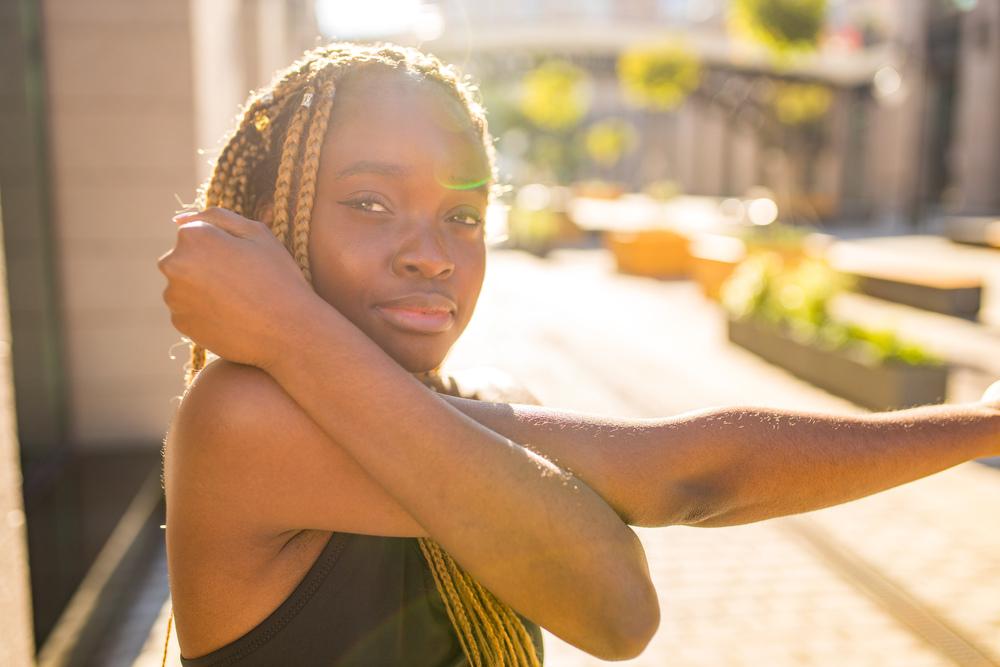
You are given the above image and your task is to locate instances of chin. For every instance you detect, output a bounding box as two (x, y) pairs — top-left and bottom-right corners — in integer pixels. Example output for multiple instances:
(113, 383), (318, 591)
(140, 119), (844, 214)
(383, 339), (451, 375)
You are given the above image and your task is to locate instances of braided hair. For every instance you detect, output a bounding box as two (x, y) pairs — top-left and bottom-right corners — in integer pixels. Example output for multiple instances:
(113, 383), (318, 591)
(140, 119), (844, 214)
(167, 42), (539, 667)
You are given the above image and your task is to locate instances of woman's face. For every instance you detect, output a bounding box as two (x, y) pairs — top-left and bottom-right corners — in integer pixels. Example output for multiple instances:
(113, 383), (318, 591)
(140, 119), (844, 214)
(306, 70), (491, 373)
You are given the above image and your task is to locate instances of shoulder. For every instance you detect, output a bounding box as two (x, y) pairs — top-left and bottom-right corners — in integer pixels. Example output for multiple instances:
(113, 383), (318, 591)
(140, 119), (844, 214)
(164, 359), (307, 532)
(180, 357), (283, 418)
(168, 359), (286, 466)
(446, 367), (542, 406)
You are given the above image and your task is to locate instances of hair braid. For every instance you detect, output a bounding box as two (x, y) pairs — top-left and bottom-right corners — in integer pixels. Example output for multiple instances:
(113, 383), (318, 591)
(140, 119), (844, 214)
(290, 77), (337, 281)
(271, 85), (317, 248)
(171, 42), (539, 667)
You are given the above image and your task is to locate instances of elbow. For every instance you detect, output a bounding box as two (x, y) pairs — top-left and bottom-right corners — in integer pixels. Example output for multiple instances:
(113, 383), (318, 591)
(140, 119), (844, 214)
(585, 539), (660, 661)
(590, 582), (660, 661)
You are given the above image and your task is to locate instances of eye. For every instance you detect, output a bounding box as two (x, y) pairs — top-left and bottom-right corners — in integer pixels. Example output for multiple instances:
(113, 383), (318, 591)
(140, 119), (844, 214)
(449, 209), (484, 227)
(339, 194), (391, 214)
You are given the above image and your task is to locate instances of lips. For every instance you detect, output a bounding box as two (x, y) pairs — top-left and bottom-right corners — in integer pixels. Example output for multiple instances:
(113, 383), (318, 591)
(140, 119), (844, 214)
(373, 293), (457, 334)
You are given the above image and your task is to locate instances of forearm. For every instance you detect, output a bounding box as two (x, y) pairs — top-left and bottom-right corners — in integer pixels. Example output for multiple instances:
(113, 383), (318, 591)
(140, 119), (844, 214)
(669, 402), (1000, 526)
(264, 295), (656, 657)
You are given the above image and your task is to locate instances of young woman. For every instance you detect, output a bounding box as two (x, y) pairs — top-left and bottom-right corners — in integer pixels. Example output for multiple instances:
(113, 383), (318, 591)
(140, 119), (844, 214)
(160, 42), (658, 667)
(158, 42), (1000, 666)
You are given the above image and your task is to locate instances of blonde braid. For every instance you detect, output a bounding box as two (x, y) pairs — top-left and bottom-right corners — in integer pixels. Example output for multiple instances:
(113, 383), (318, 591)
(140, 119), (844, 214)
(290, 77), (338, 281)
(419, 539), (484, 665)
(418, 537), (542, 666)
(270, 86), (316, 248)
(170, 43), (540, 667)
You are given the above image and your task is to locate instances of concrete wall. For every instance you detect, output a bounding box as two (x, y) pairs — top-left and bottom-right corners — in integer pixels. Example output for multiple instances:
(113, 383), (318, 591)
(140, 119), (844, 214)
(36, 0), (318, 449)
(39, 0), (198, 447)
(952, 0), (1000, 214)
(863, 0), (930, 227)
(0, 0), (66, 457)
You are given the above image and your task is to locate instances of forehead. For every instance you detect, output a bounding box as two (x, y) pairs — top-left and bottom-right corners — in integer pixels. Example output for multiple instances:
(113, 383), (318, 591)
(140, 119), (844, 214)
(321, 69), (490, 190)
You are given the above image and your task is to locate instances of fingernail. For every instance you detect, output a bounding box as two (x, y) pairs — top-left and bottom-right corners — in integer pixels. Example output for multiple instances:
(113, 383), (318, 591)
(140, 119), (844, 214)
(172, 211), (198, 222)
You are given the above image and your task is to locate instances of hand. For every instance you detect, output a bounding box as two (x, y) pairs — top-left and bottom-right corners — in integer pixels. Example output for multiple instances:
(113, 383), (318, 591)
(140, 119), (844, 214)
(157, 207), (318, 370)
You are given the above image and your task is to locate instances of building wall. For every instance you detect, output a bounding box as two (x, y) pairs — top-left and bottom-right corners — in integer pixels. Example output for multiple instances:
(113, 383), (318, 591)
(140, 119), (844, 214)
(952, 0), (1000, 214)
(23, 0), (317, 451)
(0, 0), (66, 458)
(39, 0), (198, 447)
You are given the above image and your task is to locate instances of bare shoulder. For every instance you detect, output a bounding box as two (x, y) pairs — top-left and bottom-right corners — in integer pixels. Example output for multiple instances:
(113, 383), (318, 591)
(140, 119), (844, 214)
(176, 357), (290, 432)
(447, 367), (542, 406)
(164, 359), (299, 541)
(164, 357), (423, 544)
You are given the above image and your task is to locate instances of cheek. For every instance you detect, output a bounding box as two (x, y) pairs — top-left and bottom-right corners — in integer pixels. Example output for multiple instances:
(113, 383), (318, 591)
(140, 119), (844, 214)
(308, 225), (379, 310)
(455, 243), (486, 308)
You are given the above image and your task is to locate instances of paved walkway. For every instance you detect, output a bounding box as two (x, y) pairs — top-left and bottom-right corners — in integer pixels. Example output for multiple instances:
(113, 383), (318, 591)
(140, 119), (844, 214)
(134, 247), (1000, 667)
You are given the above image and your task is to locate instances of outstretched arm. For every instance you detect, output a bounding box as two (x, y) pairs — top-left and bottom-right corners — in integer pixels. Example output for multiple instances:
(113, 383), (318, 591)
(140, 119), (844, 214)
(436, 393), (1000, 527)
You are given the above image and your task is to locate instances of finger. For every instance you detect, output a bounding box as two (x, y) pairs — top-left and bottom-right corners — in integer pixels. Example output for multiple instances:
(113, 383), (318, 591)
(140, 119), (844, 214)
(173, 207), (259, 239)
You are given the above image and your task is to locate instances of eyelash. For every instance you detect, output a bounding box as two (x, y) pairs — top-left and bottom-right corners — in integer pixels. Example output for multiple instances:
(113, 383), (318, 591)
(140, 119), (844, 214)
(341, 195), (483, 227)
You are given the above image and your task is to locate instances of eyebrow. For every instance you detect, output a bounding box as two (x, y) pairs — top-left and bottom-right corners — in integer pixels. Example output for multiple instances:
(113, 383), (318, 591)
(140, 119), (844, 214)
(335, 160), (411, 180)
(336, 160), (491, 194)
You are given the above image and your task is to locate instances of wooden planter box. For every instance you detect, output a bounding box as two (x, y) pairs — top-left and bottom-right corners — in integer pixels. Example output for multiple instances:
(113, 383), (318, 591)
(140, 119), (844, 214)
(727, 318), (948, 411)
(604, 229), (690, 278)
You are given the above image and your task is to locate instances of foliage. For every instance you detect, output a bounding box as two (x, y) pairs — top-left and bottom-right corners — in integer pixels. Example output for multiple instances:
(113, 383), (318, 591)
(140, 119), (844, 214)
(730, 0), (828, 56)
(618, 42), (701, 111)
(584, 118), (638, 167)
(739, 222), (814, 252)
(722, 253), (940, 366)
(771, 82), (832, 125)
(519, 60), (592, 131)
(643, 180), (682, 201)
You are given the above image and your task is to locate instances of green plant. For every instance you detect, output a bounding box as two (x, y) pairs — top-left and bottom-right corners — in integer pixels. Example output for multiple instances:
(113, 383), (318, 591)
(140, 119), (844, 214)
(730, 0), (828, 56)
(771, 82), (832, 125)
(722, 253), (941, 366)
(584, 118), (638, 167)
(618, 41), (701, 111)
(739, 222), (815, 251)
(519, 60), (592, 131)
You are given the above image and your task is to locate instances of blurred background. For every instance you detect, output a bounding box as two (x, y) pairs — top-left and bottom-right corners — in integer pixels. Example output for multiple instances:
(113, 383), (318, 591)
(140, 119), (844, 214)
(1, 0), (999, 665)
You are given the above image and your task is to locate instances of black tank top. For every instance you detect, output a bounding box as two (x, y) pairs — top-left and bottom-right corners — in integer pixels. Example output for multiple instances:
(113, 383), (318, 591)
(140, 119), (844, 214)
(179, 370), (545, 666)
(179, 530), (545, 666)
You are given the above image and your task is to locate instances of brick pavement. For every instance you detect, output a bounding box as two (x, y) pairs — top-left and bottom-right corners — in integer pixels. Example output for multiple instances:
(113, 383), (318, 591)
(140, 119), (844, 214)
(445, 248), (1000, 666)
(135, 247), (1000, 666)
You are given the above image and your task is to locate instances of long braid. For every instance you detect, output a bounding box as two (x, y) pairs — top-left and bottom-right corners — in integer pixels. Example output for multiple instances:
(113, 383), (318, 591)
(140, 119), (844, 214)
(170, 42), (539, 667)
(270, 86), (315, 248)
(290, 76), (337, 281)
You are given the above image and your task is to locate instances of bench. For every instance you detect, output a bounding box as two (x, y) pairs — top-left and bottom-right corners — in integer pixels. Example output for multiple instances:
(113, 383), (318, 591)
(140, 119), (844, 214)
(827, 245), (983, 319)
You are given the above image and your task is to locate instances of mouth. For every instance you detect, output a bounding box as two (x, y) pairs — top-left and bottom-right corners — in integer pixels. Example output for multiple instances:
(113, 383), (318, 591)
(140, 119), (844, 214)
(373, 293), (457, 335)
(374, 306), (455, 334)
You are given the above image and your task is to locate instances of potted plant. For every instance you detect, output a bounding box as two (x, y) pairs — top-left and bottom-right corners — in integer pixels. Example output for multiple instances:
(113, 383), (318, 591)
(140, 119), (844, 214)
(604, 228), (691, 278)
(722, 254), (948, 410)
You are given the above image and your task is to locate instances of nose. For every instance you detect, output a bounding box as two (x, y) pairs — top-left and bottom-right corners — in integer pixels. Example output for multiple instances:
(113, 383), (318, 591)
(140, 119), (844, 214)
(392, 225), (455, 280)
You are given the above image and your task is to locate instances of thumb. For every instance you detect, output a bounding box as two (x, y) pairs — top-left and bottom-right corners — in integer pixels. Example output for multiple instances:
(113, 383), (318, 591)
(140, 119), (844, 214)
(173, 207), (262, 239)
